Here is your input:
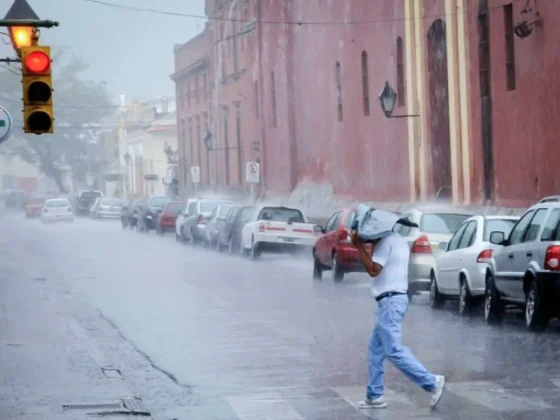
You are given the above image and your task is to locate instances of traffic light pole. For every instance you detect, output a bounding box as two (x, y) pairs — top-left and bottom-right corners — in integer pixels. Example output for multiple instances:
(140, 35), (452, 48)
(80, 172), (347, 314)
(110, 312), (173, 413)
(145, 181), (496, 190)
(0, 19), (59, 28)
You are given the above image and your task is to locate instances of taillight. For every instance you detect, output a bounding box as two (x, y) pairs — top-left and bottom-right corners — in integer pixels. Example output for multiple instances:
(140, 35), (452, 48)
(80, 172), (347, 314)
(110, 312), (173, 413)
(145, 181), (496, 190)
(198, 214), (204, 224)
(340, 229), (351, 243)
(544, 245), (560, 271)
(259, 222), (265, 232)
(477, 249), (493, 263)
(411, 235), (432, 254)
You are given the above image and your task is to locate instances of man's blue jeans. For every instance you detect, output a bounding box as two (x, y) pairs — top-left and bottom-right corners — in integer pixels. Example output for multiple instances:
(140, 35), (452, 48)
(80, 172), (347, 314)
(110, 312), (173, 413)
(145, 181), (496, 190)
(367, 294), (436, 399)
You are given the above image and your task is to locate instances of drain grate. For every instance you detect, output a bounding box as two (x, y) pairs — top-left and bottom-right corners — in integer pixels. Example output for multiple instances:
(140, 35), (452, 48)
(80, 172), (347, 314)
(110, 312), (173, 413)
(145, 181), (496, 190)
(101, 367), (122, 379)
(62, 402), (123, 411)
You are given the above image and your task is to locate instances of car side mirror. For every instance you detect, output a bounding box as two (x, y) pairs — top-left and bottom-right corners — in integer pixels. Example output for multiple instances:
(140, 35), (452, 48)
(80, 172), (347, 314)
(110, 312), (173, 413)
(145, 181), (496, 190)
(437, 242), (448, 251)
(489, 231), (506, 245)
(313, 224), (325, 234)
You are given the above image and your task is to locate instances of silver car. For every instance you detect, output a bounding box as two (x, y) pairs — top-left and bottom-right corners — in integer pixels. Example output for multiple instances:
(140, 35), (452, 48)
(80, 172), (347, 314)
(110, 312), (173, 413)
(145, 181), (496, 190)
(394, 208), (472, 299)
(180, 198), (233, 244)
(93, 198), (123, 219)
(430, 215), (518, 314)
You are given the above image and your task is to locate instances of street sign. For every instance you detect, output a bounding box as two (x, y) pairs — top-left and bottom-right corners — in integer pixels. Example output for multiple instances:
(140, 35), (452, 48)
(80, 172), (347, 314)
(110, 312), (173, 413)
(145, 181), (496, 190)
(246, 161), (260, 184)
(0, 106), (13, 145)
(190, 166), (201, 184)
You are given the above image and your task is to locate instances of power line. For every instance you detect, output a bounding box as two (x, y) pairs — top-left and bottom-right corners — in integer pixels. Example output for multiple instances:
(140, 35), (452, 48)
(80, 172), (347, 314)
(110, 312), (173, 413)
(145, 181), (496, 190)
(0, 63), (20, 76)
(83, 0), (509, 25)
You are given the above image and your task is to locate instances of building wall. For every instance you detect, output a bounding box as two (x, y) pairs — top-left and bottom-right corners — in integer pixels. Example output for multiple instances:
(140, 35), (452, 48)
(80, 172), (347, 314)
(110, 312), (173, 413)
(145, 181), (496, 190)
(466, 0), (560, 207)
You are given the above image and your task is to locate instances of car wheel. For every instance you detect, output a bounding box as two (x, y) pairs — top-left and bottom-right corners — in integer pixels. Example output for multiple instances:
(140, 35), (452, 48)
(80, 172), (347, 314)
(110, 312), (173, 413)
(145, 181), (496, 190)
(313, 252), (323, 281)
(458, 277), (473, 317)
(484, 272), (504, 324)
(525, 280), (549, 331)
(331, 252), (344, 283)
(429, 272), (445, 309)
(251, 242), (261, 260)
(228, 238), (234, 254)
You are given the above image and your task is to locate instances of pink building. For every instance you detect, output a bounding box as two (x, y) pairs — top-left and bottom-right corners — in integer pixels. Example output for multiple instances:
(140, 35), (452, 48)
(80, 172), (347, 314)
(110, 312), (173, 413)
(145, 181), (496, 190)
(173, 0), (560, 207)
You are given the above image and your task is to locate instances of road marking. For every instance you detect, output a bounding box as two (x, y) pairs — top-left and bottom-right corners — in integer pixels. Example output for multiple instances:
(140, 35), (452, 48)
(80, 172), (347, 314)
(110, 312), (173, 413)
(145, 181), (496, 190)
(332, 385), (413, 406)
(226, 392), (305, 420)
(447, 381), (553, 411)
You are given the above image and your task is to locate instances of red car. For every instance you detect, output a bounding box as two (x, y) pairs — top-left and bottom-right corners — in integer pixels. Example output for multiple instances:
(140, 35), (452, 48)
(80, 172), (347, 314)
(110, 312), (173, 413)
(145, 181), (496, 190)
(156, 201), (183, 235)
(313, 208), (373, 282)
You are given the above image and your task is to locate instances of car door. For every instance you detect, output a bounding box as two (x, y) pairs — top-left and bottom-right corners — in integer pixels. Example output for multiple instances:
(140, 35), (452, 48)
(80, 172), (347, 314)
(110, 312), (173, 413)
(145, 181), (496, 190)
(449, 221), (478, 292)
(316, 212), (339, 264)
(494, 210), (534, 297)
(437, 221), (468, 291)
(508, 208), (548, 299)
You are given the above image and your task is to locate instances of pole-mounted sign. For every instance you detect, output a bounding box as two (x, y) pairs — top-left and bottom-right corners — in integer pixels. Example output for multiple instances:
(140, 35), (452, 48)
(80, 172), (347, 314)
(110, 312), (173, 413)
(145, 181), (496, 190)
(0, 106), (14, 145)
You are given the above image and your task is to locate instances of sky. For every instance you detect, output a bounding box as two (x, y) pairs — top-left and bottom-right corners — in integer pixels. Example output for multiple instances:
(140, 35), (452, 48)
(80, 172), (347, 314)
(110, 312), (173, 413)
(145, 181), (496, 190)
(0, 0), (206, 103)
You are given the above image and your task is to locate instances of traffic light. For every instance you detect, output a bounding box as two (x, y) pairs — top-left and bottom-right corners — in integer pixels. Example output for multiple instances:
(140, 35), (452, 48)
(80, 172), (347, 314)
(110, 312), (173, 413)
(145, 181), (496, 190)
(20, 45), (54, 134)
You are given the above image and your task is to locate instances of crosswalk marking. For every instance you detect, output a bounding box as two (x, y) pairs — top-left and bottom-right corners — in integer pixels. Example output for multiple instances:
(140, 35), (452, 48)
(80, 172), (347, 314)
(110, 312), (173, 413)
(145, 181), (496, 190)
(226, 392), (305, 420)
(447, 381), (553, 411)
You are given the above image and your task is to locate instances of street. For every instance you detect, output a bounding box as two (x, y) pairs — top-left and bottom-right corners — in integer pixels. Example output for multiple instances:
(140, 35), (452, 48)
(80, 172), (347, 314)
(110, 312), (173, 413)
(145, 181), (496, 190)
(2, 213), (560, 420)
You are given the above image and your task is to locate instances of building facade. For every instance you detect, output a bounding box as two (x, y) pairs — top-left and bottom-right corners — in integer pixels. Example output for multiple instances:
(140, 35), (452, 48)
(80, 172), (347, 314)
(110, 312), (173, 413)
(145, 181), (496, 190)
(173, 0), (559, 207)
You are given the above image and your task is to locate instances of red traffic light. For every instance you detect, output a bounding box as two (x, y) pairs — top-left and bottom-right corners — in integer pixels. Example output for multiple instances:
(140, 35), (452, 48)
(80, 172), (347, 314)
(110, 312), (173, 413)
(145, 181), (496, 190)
(24, 51), (51, 74)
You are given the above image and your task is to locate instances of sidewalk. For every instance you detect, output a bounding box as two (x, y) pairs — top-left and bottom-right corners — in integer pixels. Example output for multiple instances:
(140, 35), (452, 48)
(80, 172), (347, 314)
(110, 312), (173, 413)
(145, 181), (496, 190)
(0, 230), (140, 419)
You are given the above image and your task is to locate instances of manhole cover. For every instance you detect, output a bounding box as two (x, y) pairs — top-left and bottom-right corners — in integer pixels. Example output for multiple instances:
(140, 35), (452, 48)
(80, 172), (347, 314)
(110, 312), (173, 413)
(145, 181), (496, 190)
(102, 367), (122, 379)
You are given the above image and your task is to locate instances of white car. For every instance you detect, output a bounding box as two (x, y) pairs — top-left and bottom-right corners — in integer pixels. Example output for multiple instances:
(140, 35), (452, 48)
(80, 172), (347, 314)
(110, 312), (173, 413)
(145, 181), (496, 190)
(41, 198), (74, 223)
(430, 215), (518, 315)
(241, 205), (320, 259)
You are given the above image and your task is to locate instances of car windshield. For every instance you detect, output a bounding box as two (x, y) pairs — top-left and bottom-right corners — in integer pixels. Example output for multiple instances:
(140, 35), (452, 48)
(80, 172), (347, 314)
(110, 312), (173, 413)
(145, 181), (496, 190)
(80, 191), (102, 200)
(46, 200), (69, 208)
(166, 202), (183, 214)
(200, 201), (228, 213)
(258, 207), (305, 223)
(484, 219), (517, 241)
(345, 211), (356, 228)
(101, 198), (122, 206)
(219, 205), (234, 218)
(420, 213), (470, 234)
(150, 197), (172, 208)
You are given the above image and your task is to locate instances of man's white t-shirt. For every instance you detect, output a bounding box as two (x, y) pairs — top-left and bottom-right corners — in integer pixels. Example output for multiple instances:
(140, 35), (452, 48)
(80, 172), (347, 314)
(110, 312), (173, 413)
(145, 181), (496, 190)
(370, 232), (410, 298)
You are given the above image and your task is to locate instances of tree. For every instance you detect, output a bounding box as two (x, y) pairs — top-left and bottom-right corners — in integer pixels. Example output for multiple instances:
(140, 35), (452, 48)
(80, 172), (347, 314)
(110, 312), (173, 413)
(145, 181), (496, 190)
(0, 49), (115, 193)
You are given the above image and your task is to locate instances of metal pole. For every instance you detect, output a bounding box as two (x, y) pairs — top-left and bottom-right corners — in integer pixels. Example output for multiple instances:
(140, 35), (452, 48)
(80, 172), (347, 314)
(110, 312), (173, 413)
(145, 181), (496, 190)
(0, 19), (59, 28)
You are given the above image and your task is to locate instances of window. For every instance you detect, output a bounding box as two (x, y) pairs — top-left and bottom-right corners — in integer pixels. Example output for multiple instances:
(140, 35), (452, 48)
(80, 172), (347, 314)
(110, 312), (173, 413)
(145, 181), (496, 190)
(325, 212), (339, 232)
(541, 209), (560, 241)
(509, 210), (534, 245)
(270, 71), (277, 127)
(503, 3), (516, 91)
(478, 0), (491, 98)
(448, 222), (469, 251)
(335, 61), (343, 122)
(345, 211), (356, 228)
(523, 209), (547, 242)
(458, 221), (477, 249)
(254, 80), (259, 119)
(332, 212), (343, 229)
(196, 118), (202, 167)
(361, 51), (370, 116)
(484, 219), (516, 241)
(420, 213), (470, 234)
(396, 37), (405, 106)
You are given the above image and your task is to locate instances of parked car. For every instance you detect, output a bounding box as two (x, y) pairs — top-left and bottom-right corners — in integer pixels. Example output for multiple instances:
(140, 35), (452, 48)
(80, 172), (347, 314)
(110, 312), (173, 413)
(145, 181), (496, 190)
(313, 208), (373, 282)
(216, 205), (254, 253)
(76, 190), (103, 215)
(240, 205), (320, 260)
(89, 197), (102, 218)
(121, 199), (145, 229)
(156, 201), (183, 235)
(393, 208), (472, 299)
(25, 197), (46, 218)
(41, 198), (74, 223)
(538, 195), (560, 203)
(430, 215), (518, 315)
(137, 196), (173, 232)
(204, 203), (237, 248)
(91, 197), (123, 219)
(180, 198), (233, 244)
(485, 201), (560, 331)
(175, 197), (201, 241)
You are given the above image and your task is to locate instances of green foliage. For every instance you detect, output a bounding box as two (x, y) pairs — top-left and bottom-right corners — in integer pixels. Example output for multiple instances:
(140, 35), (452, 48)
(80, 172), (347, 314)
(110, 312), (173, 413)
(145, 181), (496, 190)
(0, 48), (114, 192)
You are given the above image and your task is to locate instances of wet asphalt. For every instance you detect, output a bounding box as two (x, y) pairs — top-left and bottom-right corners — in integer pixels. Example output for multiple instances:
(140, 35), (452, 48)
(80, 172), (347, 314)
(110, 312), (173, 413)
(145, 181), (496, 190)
(2, 212), (560, 420)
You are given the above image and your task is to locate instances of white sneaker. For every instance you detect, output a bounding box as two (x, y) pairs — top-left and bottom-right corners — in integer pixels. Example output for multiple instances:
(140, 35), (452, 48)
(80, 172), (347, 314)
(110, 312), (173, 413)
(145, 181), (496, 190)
(357, 396), (387, 409)
(430, 375), (446, 408)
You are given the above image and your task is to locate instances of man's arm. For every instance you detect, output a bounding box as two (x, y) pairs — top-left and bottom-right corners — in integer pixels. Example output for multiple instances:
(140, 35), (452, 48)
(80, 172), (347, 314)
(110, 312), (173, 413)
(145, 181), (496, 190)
(355, 242), (383, 277)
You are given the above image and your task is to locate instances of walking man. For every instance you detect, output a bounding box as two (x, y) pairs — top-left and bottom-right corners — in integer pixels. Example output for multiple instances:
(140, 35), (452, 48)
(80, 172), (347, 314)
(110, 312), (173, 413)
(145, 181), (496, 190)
(351, 227), (445, 409)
